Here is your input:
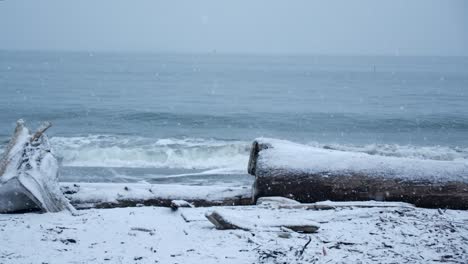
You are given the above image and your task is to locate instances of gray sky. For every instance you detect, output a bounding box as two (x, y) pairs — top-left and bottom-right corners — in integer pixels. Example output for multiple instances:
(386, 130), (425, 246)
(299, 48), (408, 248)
(1, 0), (467, 56)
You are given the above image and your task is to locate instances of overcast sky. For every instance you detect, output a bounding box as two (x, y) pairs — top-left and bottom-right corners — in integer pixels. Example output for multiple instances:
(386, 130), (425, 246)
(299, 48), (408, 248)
(1, 0), (467, 56)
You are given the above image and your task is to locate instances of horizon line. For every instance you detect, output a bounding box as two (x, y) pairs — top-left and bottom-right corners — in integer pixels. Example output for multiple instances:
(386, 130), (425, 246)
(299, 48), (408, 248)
(1, 48), (467, 58)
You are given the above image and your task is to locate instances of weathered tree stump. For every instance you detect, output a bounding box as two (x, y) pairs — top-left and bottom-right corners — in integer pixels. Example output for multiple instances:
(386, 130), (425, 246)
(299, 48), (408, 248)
(0, 120), (75, 213)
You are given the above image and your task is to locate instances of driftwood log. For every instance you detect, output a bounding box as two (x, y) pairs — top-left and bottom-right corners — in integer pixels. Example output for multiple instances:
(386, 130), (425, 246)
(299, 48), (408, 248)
(248, 139), (468, 210)
(61, 183), (252, 210)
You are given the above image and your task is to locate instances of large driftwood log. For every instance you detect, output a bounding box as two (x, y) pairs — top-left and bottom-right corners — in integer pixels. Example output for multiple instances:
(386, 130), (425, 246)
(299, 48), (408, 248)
(248, 139), (468, 210)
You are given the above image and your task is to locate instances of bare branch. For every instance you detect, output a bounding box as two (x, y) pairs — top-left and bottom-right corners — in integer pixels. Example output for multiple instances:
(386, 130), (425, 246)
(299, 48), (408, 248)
(30, 122), (52, 143)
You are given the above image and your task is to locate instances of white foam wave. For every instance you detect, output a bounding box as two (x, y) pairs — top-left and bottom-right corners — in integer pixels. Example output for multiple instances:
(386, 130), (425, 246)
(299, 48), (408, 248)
(50, 136), (250, 171)
(159, 168), (244, 178)
(307, 142), (468, 162)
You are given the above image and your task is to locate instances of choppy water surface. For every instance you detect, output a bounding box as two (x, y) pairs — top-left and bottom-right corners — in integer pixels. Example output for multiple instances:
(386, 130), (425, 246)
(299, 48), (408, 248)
(1, 51), (467, 186)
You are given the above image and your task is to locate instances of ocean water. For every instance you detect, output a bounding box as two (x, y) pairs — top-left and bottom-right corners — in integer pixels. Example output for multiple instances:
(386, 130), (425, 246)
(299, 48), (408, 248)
(1, 50), (467, 186)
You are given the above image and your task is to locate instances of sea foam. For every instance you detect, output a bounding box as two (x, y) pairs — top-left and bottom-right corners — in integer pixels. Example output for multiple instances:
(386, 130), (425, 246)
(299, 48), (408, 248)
(50, 136), (251, 172)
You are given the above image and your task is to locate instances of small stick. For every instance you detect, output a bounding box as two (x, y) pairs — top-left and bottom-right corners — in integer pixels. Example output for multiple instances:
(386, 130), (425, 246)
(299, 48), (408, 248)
(298, 236), (312, 256)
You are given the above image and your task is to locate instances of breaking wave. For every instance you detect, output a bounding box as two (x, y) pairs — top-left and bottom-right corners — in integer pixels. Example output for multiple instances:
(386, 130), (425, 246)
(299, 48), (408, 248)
(307, 142), (468, 161)
(50, 136), (251, 172)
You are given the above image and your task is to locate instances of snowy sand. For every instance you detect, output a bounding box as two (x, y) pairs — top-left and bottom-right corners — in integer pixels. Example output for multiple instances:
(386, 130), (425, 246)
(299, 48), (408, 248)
(1, 204), (467, 264)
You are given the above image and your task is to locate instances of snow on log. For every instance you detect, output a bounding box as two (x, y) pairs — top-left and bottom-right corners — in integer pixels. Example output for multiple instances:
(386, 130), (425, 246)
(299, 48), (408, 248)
(248, 138), (468, 209)
(0, 120), (75, 213)
(61, 182), (252, 209)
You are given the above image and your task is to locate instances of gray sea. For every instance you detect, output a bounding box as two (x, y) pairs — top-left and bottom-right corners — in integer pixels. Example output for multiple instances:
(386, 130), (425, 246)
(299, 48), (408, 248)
(1, 50), (467, 186)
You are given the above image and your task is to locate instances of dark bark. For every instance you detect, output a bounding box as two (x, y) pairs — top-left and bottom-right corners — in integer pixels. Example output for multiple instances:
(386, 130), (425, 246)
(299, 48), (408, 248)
(70, 196), (252, 210)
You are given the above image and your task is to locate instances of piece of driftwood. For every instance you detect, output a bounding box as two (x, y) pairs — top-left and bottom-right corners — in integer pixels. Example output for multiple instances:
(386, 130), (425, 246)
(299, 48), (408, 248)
(256, 196), (334, 210)
(256, 197), (415, 210)
(256, 196), (301, 205)
(0, 120), (75, 213)
(74, 197), (252, 209)
(61, 183), (253, 210)
(275, 202), (414, 210)
(205, 210), (320, 233)
(206, 211), (248, 231)
(248, 139), (468, 210)
(170, 200), (194, 211)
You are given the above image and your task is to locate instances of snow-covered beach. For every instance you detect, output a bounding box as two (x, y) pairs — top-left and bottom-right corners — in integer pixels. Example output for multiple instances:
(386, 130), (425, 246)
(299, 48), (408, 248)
(1, 4), (468, 262)
(1, 201), (467, 264)
(1, 123), (468, 263)
(1, 121), (467, 264)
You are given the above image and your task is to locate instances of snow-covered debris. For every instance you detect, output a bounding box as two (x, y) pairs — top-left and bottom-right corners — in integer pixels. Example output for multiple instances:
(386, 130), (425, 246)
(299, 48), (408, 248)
(0, 120), (75, 213)
(257, 198), (414, 210)
(256, 196), (301, 206)
(1, 203), (466, 264)
(206, 209), (320, 233)
(170, 200), (194, 210)
(313, 200), (415, 208)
